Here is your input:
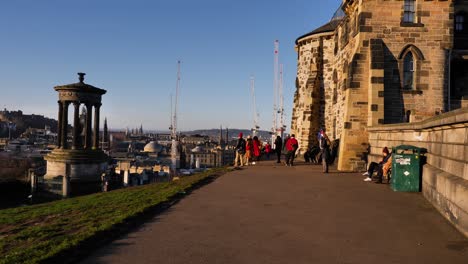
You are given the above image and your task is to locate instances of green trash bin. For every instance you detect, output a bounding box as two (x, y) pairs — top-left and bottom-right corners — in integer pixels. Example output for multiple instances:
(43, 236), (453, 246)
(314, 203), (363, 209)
(391, 145), (426, 192)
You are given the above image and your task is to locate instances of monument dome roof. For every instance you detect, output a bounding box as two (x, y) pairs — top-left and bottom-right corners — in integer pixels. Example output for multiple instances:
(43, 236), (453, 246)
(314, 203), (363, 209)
(54, 73), (107, 95)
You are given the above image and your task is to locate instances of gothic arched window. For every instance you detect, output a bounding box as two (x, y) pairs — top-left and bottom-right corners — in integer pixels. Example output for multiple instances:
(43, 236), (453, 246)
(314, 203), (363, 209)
(455, 13), (466, 33)
(403, 52), (414, 90)
(456, 15), (464, 32)
(403, 0), (416, 23)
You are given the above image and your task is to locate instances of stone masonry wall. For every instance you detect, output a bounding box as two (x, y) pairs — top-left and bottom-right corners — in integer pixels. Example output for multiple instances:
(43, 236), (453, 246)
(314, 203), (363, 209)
(292, 0), (456, 171)
(360, 0), (454, 122)
(367, 107), (468, 238)
(292, 35), (330, 154)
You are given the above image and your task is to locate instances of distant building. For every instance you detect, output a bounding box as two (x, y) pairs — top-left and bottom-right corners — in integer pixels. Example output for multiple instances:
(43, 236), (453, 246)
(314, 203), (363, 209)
(0, 108), (58, 138)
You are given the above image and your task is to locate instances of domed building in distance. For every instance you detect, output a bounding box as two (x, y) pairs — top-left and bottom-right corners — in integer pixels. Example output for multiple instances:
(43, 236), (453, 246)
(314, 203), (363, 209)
(143, 141), (164, 157)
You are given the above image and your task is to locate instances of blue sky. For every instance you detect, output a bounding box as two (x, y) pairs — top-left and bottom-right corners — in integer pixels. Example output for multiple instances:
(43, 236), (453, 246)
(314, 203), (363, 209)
(0, 0), (340, 131)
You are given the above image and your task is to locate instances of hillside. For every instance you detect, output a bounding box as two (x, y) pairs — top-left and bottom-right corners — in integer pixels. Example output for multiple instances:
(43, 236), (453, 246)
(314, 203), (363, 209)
(0, 109), (58, 138)
(184, 129), (273, 141)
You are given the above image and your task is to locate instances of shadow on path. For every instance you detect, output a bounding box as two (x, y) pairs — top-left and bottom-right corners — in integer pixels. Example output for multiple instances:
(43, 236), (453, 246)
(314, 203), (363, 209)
(81, 161), (467, 264)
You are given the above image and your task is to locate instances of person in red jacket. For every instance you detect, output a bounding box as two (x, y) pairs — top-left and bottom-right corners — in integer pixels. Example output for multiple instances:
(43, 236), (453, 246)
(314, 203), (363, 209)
(252, 136), (261, 165)
(264, 142), (272, 160)
(285, 134), (299, 166)
(244, 136), (253, 165)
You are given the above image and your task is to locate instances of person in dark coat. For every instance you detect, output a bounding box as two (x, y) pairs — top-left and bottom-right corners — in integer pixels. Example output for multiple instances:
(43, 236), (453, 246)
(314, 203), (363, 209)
(274, 135), (282, 163)
(319, 129), (330, 173)
(234, 133), (246, 167)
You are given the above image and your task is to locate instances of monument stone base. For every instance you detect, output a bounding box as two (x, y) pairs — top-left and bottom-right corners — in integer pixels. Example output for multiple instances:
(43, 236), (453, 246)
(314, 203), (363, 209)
(44, 149), (108, 196)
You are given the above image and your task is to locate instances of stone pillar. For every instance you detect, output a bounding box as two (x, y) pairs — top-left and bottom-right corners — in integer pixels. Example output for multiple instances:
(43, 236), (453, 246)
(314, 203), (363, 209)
(62, 175), (70, 198)
(57, 101), (63, 149)
(85, 103), (93, 150)
(93, 104), (101, 149)
(123, 170), (130, 187)
(72, 102), (81, 150)
(368, 39), (385, 127)
(61, 101), (70, 149)
(30, 171), (37, 194)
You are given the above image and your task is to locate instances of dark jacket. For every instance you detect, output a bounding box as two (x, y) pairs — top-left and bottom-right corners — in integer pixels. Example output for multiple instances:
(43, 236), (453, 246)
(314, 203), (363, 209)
(235, 138), (246, 153)
(274, 137), (282, 152)
(381, 153), (391, 164)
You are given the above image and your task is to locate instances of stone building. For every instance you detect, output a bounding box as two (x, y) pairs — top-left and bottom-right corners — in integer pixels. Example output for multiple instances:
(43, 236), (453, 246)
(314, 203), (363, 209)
(291, 0), (468, 171)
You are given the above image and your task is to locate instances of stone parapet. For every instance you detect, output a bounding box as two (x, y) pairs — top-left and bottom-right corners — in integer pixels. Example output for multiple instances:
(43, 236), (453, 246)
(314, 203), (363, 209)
(368, 107), (468, 237)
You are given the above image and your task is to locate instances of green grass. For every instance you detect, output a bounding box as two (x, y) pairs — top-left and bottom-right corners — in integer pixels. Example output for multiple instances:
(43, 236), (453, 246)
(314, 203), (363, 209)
(0, 168), (229, 264)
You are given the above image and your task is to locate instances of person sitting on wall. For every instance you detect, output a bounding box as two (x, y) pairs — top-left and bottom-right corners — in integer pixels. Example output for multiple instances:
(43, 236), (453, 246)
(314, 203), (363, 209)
(381, 154), (392, 183)
(363, 147), (392, 183)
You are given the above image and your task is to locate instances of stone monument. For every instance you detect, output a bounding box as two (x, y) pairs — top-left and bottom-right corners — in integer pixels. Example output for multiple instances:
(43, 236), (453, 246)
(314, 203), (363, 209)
(44, 73), (108, 196)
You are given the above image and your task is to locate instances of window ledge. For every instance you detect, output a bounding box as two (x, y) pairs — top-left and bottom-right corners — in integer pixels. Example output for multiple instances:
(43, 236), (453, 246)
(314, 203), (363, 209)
(401, 89), (423, 95)
(400, 22), (424, 27)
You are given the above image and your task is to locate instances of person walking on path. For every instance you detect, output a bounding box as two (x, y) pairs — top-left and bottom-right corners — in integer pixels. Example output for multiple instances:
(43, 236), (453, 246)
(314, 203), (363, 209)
(264, 142), (272, 160)
(363, 147), (392, 183)
(234, 133), (246, 167)
(252, 136), (261, 165)
(285, 134), (298, 166)
(245, 136), (253, 166)
(274, 135), (282, 163)
(283, 135), (290, 152)
(319, 129), (330, 173)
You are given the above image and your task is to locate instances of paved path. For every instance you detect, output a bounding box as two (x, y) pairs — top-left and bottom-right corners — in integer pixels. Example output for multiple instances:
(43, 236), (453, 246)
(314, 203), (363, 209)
(82, 161), (467, 264)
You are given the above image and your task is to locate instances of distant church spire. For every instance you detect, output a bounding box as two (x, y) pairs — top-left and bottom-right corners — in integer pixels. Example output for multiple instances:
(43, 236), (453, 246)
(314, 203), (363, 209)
(219, 125), (225, 147)
(102, 117), (109, 151)
(103, 117), (109, 143)
(226, 127), (229, 145)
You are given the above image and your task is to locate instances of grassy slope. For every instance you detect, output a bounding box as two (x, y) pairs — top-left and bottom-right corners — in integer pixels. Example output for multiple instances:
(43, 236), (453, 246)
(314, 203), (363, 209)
(0, 168), (228, 264)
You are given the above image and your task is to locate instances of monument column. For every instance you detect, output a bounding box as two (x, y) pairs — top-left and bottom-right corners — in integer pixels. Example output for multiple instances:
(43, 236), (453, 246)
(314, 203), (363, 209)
(61, 101), (70, 149)
(57, 101), (63, 149)
(72, 102), (81, 150)
(45, 73), (108, 194)
(93, 104), (101, 149)
(85, 103), (93, 149)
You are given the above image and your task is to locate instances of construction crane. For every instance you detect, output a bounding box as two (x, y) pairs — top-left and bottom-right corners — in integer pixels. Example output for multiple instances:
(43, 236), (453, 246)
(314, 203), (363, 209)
(272, 40), (279, 139)
(250, 75), (260, 136)
(278, 64), (285, 138)
(171, 60), (181, 140)
(170, 61), (181, 171)
(169, 93), (173, 131)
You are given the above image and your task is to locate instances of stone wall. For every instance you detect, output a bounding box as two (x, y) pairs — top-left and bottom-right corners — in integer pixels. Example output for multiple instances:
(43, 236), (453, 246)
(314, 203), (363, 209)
(292, 33), (332, 154)
(292, 0), (461, 171)
(367, 107), (468, 237)
(361, 0), (454, 121)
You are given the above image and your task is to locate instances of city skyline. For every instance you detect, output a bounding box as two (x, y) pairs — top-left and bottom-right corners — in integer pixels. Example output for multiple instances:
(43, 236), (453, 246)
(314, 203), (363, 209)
(0, 0), (341, 131)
